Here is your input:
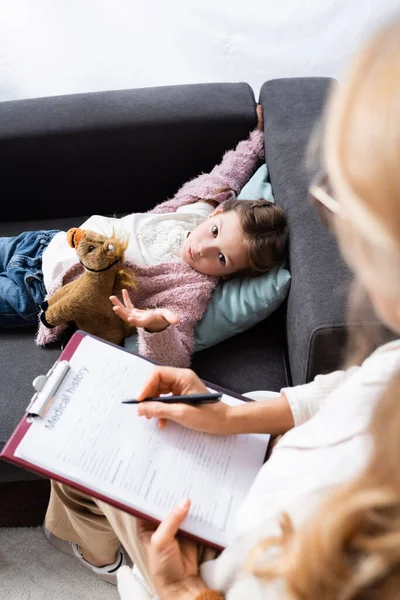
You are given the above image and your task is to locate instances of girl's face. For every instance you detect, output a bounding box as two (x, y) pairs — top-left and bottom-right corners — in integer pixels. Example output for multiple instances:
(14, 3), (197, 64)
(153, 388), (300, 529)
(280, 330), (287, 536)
(180, 208), (250, 276)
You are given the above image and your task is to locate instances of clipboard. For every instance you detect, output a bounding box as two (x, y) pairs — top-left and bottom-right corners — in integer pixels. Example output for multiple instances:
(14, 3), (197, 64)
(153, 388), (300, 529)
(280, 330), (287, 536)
(0, 330), (271, 552)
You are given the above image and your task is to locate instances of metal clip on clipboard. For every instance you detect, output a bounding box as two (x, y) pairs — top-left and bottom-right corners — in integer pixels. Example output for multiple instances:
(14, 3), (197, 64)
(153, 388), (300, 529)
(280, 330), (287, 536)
(26, 360), (71, 419)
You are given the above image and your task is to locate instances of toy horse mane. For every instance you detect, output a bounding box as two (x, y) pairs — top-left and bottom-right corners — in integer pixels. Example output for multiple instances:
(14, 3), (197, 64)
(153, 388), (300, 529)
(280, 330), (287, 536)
(67, 227), (136, 291)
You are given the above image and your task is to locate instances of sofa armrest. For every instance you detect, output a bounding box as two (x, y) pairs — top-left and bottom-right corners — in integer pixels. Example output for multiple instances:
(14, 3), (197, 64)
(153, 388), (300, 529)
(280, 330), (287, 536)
(260, 77), (353, 385)
(0, 82), (257, 221)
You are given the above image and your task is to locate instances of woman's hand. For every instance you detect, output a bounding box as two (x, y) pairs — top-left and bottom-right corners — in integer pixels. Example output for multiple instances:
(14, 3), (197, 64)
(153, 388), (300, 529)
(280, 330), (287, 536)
(137, 498), (207, 600)
(136, 365), (232, 433)
(256, 104), (264, 131)
(110, 289), (179, 332)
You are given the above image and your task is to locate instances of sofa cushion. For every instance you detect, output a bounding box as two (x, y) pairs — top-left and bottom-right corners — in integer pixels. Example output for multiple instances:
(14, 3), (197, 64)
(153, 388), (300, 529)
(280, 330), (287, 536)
(192, 306), (289, 395)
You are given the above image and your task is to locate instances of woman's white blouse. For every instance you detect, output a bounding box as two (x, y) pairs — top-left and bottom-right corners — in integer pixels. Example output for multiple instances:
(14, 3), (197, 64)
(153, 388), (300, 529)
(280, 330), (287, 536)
(201, 339), (400, 598)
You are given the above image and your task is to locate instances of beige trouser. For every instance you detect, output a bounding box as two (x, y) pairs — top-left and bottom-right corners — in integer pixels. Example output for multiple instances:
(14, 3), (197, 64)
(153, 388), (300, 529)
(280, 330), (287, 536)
(45, 481), (219, 595)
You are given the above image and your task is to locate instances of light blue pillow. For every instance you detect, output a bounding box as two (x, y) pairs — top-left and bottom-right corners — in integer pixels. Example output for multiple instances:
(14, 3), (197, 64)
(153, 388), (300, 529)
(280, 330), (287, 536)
(194, 265), (290, 351)
(238, 163), (274, 202)
(124, 164), (291, 355)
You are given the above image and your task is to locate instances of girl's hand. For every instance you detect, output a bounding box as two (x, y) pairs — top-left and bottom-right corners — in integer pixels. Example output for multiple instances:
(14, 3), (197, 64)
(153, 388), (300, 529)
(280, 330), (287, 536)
(136, 365), (232, 433)
(110, 289), (179, 332)
(256, 104), (264, 131)
(137, 498), (207, 600)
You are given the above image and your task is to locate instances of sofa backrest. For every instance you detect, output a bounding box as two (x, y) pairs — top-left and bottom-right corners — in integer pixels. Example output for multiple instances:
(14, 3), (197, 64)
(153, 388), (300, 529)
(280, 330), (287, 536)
(0, 82), (256, 221)
(260, 77), (354, 384)
(260, 77), (392, 385)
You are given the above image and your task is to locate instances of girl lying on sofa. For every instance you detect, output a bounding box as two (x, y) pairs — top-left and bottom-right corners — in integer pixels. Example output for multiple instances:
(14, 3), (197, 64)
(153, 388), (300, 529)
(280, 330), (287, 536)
(0, 106), (288, 367)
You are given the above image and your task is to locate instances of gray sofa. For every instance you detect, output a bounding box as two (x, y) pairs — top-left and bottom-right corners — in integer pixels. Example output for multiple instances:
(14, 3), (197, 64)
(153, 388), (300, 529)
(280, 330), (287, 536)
(0, 77), (360, 526)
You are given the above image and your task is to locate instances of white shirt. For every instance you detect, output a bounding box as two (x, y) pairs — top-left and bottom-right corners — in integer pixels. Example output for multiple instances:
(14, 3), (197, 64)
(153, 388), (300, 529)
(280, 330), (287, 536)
(200, 339), (400, 597)
(42, 202), (214, 293)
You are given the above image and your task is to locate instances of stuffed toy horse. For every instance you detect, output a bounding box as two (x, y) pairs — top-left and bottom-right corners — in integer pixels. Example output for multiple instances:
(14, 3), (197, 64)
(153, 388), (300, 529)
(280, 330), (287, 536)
(40, 228), (137, 346)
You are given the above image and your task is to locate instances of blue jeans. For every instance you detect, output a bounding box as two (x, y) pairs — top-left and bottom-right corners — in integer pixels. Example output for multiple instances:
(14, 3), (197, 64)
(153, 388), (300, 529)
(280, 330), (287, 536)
(0, 230), (60, 328)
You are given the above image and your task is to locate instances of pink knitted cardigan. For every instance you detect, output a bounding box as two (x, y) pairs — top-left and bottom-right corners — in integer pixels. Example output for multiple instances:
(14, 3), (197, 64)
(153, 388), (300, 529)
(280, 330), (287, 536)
(36, 129), (265, 367)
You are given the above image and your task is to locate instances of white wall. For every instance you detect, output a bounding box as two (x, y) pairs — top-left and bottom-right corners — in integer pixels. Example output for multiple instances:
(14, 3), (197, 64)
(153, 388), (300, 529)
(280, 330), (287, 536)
(1, 0), (399, 102)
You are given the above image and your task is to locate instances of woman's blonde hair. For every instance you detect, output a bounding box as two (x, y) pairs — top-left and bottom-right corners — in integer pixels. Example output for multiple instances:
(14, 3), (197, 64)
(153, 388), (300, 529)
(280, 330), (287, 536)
(245, 16), (400, 598)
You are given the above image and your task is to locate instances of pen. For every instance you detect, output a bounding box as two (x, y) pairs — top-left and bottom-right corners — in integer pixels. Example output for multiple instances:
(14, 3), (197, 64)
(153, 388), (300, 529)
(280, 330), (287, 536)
(121, 392), (222, 405)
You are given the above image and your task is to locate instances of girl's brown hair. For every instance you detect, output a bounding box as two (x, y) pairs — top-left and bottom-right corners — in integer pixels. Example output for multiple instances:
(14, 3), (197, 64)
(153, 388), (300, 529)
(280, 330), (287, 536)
(222, 198), (288, 275)
(244, 16), (400, 599)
